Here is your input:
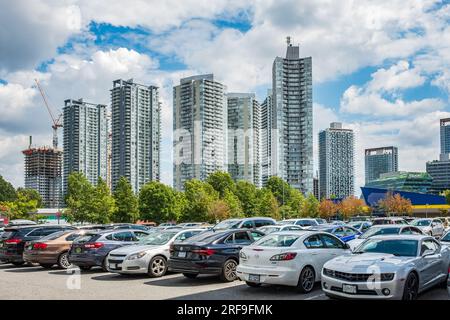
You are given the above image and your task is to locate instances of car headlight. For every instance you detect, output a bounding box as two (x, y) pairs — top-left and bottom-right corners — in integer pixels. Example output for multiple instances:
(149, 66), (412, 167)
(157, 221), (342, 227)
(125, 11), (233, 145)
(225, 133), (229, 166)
(127, 251), (147, 260)
(380, 273), (395, 281)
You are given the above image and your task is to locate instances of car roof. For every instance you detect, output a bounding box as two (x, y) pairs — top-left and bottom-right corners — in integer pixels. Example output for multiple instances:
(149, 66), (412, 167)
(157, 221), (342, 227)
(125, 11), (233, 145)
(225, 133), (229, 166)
(369, 234), (431, 241)
(369, 224), (409, 228)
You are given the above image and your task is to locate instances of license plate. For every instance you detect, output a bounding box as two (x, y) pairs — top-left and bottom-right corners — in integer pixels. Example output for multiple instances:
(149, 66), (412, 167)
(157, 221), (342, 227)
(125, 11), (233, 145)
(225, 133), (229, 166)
(75, 247), (82, 254)
(343, 284), (357, 294)
(110, 263), (117, 269)
(249, 274), (260, 282)
(178, 251), (186, 258)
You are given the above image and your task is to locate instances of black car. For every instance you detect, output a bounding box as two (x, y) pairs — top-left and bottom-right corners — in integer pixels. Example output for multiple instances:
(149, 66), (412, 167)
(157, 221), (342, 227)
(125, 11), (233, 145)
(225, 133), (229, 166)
(168, 229), (265, 282)
(0, 225), (76, 265)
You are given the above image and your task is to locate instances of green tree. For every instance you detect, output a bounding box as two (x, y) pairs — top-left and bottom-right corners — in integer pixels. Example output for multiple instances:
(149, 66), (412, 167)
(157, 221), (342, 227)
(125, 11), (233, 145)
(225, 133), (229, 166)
(256, 188), (280, 220)
(64, 172), (93, 223)
(223, 189), (244, 218)
(266, 176), (292, 207)
(139, 181), (181, 223)
(112, 177), (139, 223)
(300, 193), (319, 218)
(0, 175), (17, 202)
(285, 189), (305, 218)
(234, 180), (258, 217)
(89, 177), (116, 224)
(183, 179), (218, 223)
(208, 200), (230, 223)
(14, 188), (42, 219)
(206, 171), (236, 198)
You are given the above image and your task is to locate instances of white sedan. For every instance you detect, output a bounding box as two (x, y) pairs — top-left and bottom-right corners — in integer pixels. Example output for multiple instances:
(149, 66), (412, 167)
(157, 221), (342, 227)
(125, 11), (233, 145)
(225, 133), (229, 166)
(410, 218), (445, 237)
(106, 229), (204, 277)
(236, 231), (351, 293)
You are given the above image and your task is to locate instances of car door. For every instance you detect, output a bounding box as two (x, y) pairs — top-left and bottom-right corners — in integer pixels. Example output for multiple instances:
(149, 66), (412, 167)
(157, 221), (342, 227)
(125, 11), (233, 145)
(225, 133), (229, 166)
(432, 220), (444, 236)
(319, 233), (348, 263)
(303, 234), (328, 274)
(419, 239), (443, 287)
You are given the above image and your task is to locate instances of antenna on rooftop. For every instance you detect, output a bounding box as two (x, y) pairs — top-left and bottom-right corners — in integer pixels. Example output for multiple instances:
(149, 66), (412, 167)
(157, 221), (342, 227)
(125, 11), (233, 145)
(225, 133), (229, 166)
(286, 36), (291, 46)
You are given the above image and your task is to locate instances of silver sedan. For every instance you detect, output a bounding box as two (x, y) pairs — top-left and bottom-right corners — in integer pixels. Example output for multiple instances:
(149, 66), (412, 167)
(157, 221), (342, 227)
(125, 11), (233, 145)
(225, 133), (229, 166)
(321, 235), (450, 300)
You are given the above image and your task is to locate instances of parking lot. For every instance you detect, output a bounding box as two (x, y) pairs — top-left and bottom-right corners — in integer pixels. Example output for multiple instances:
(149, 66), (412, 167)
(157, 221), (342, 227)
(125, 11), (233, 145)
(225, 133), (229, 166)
(0, 263), (447, 300)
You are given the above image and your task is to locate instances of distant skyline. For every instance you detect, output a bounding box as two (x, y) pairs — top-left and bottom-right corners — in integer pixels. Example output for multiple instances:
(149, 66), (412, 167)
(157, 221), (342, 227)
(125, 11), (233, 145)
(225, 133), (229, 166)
(0, 1), (449, 195)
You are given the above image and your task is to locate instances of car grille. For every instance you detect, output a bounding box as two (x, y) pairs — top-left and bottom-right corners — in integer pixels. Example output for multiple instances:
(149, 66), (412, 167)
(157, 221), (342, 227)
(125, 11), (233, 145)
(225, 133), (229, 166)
(324, 268), (394, 282)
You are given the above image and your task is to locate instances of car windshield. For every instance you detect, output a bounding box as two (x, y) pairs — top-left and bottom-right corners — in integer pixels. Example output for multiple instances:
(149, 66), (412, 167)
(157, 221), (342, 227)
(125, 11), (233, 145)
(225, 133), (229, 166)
(254, 234), (300, 247)
(214, 220), (240, 230)
(411, 220), (431, 227)
(359, 227), (400, 239)
(441, 232), (450, 242)
(349, 223), (362, 229)
(139, 232), (176, 245)
(355, 239), (418, 257)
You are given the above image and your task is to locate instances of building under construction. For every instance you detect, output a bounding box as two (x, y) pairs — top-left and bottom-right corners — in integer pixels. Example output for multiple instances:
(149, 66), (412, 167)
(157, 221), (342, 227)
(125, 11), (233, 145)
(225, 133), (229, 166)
(22, 144), (63, 208)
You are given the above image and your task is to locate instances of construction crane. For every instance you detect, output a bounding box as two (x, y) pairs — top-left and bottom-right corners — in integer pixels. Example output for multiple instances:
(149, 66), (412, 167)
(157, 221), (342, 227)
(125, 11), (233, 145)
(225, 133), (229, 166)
(34, 79), (63, 149)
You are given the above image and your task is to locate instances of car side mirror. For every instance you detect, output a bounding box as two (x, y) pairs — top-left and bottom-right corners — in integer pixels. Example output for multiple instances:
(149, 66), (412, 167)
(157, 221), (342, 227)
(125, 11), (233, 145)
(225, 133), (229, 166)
(422, 249), (435, 257)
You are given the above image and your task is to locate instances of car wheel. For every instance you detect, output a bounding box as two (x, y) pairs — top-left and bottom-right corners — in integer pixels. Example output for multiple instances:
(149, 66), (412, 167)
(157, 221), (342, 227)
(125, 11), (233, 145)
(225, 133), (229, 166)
(58, 252), (72, 269)
(39, 263), (54, 269)
(402, 272), (419, 300)
(220, 259), (238, 282)
(147, 256), (167, 278)
(297, 266), (315, 293)
(79, 266), (92, 271)
(11, 262), (24, 266)
(183, 273), (198, 279)
(245, 281), (261, 288)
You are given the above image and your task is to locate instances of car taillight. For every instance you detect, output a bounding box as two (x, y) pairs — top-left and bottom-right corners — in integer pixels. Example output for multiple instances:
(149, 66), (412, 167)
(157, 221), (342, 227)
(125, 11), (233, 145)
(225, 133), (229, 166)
(84, 242), (104, 249)
(270, 252), (297, 261)
(5, 239), (22, 245)
(192, 249), (216, 256)
(33, 243), (48, 250)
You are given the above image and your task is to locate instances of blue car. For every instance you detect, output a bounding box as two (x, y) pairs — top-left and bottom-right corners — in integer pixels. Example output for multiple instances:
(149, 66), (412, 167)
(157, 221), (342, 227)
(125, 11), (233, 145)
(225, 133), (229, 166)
(68, 229), (151, 271)
(310, 224), (361, 242)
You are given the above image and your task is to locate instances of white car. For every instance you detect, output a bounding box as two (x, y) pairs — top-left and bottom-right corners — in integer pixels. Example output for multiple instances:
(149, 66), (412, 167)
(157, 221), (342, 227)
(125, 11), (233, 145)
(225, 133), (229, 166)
(278, 218), (319, 229)
(106, 229), (204, 277)
(257, 224), (304, 234)
(236, 231), (351, 293)
(411, 218), (445, 237)
(441, 231), (450, 248)
(347, 225), (423, 251)
(322, 235), (450, 300)
(347, 221), (372, 233)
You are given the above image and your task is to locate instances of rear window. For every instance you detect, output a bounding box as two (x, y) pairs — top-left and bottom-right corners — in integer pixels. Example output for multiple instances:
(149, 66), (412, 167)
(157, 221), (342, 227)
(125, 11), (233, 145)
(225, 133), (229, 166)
(184, 231), (227, 243)
(254, 234), (300, 247)
(39, 231), (67, 241)
(73, 234), (100, 244)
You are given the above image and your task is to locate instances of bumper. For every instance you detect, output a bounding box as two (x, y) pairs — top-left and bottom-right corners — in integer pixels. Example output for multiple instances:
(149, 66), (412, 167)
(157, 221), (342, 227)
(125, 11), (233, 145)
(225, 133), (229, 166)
(321, 274), (404, 300)
(69, 253), (104, 267)
(236, 264), (299, 286)
(168, 259), (222, 275)
(107, 257), (148, 274)
(23, 252), (58, 264)
(0, 252), (23, 263)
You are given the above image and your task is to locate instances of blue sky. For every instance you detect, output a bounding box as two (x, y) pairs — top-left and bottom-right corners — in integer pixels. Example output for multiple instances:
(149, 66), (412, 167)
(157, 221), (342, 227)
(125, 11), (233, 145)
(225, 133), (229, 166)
(0, 0), (449, 194)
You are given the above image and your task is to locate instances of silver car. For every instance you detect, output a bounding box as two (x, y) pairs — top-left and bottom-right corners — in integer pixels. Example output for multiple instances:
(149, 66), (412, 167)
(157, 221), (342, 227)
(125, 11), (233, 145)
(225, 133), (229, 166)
(411, 218), (445, 237)
(106, 229), (204, 277)
(322, 235), (450, 300)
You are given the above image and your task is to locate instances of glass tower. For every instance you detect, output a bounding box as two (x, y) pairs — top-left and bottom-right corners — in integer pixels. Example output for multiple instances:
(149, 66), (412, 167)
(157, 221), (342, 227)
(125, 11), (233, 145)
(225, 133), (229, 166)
(364, 146), (398, 184)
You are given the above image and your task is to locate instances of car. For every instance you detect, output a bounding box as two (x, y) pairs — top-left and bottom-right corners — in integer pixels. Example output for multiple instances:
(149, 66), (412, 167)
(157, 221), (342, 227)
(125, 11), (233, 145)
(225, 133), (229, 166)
(310, 225), (361, 242)
(347, 225), (423, 251)
(348, 221), (372, 233)
(330, 220), (346, 225)
(257, 224), (304, 234)
(278, 218), (320, 229)
(106, 229), (204, 277)
(168, 229), (265, 282)
(23, 230), (87, 269)
(176, 223), (205, 228)
(314, 218), (328, 225)
(410, 218), (445, 237)
(371, 217), (409, 225)
(159, 223), (177, 227)
(440, 230), (450, 248)
(213, 217), (276, 231)
(321, 235), (450, 300)
(236, 231), (350, 293)
(112, 224), (150, 231)
(0, 225), (76, 266)
(68, 229), (151, 271)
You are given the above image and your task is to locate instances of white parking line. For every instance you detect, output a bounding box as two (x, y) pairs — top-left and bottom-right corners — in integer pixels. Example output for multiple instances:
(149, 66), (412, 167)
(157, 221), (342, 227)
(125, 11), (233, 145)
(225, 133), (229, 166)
(304, 293), (326, 300)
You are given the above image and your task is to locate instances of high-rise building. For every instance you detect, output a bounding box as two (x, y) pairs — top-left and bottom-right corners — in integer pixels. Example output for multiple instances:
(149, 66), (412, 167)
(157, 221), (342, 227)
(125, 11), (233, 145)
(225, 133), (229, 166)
(313, 176), (319, 200)
(260, 90), (273, 186)
(63, 99), (108, 195)
(272, 37), (313, 194)
(364, 146), (398, 184)
(23, 143), (63, 208)
(319, 122), (354, 200)
(173, 74), (227, 190)
(227, 93), (261, 187)
(426, 118), (450, 194)
(111, 79), (161, 193)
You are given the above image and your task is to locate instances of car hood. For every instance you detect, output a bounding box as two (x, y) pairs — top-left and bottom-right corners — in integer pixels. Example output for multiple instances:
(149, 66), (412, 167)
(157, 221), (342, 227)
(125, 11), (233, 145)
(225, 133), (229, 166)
(347, 239), (365, 250)
(324, 253), (415, 273)
(110, 244), (164, 255)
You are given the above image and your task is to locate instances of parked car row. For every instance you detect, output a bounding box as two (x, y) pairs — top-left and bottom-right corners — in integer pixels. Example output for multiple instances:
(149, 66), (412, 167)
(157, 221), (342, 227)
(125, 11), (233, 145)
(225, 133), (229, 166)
(1, 217), (450, 300)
